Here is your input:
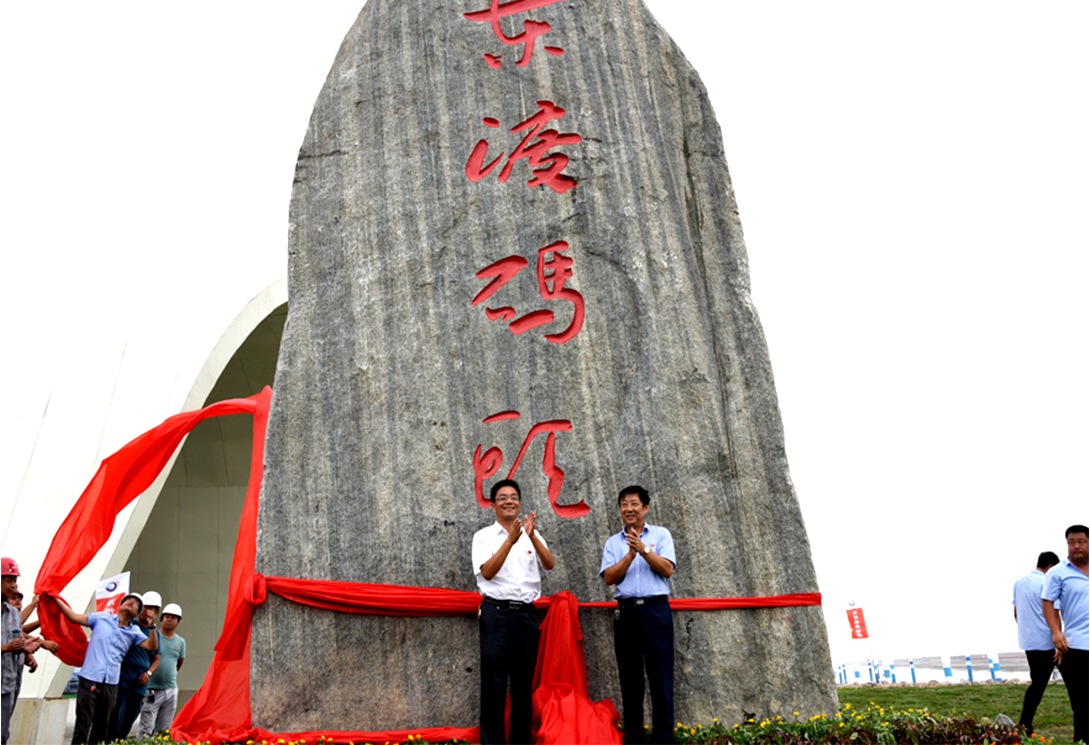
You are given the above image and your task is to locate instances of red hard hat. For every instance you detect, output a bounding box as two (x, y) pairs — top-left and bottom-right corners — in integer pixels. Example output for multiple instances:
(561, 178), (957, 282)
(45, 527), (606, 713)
(1, 557), (20, 576)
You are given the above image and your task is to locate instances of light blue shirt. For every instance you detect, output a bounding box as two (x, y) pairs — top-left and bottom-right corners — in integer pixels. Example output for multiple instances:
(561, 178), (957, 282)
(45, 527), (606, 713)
(1013, 569), (1053, 650)
(1043, 557), (1089, 651)
(600, 523), (676, 599)
(78, 611), (148, 685)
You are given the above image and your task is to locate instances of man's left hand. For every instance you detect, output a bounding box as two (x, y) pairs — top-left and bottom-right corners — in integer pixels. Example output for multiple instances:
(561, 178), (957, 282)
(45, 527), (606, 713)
(524, 511), (537, 536)
(139, 671), (151, 686)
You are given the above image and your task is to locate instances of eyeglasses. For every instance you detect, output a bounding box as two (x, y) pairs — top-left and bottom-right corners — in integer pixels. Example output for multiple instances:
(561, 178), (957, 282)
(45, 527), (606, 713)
(495, 495), (521, 504)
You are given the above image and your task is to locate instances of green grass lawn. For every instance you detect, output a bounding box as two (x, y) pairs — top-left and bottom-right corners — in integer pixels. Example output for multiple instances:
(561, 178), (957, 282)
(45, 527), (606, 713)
(837, 681), (1077, 744)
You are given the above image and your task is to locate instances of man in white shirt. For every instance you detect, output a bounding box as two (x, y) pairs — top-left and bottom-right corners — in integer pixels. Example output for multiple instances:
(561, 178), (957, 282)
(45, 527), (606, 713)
(1012, 550), (1059, 735)
(471, 479), (555, 745)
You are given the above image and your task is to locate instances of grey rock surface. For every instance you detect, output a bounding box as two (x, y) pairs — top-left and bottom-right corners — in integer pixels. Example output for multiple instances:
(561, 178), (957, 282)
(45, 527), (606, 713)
(252, 0), (837, 731)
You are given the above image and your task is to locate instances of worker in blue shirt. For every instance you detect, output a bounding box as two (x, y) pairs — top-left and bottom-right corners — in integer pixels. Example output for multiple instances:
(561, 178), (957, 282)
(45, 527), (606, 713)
(1012, 551), (1059, 735)
(1043, 524), (1088, 745)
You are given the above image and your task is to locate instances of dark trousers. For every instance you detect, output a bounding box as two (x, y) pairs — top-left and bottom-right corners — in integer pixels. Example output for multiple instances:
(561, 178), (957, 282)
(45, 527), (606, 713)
(2, 689), (18, 745)
(108, 686), (145, 741)
(614, 600), (674, 745)
(1057, 648), (1087, 744)
(72, 677), (116, 745)
(479, 601), (540, 745)
(1019, 649), (1056, 733)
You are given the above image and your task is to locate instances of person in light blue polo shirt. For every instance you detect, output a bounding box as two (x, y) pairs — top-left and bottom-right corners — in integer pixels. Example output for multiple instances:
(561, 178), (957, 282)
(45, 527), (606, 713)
(601, 485), (676, 745)
(1043, 524), (1088, 745)
(52, 592), (158, 745)
(1013, 550), (1060, 735)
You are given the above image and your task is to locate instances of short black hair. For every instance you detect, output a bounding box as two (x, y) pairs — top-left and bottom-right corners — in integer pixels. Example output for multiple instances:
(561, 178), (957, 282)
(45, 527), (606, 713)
(489, 479), (521, 502)
(1037, 551), (1060, 570)
(1065, 524), (1089, 538)
(618, 485), (649, 507)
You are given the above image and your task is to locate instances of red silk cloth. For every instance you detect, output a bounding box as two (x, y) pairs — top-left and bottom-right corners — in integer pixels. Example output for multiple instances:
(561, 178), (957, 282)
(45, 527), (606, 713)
(31, 386), (821, 744)
(32, 390), (271, 668)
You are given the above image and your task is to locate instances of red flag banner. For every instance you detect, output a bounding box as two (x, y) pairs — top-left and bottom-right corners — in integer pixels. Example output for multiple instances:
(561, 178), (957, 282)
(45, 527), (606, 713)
(94, 572), (129, 614)
(846, 607), (869, 639)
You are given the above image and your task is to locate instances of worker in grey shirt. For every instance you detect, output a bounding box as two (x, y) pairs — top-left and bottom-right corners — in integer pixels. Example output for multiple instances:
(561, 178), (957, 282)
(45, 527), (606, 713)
(2, 557), (41, 745)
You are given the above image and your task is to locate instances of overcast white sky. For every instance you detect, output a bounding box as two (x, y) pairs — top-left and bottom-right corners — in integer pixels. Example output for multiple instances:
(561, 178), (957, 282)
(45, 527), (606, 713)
(2, 1), (1087, 672)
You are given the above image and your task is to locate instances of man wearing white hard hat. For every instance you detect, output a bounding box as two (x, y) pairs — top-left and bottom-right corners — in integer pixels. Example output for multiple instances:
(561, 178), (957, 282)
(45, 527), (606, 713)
(53, 591), (157, 744)
(138, 603), (186, 738)
(109, 590), (162, 740)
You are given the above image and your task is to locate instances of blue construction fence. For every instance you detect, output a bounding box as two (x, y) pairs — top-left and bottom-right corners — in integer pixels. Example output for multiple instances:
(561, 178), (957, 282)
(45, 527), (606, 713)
(835, 652), (1062, 685)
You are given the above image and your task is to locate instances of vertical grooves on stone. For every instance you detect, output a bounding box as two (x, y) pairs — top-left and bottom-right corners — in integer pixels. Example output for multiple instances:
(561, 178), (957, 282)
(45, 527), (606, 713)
(254, 0), (836, 731)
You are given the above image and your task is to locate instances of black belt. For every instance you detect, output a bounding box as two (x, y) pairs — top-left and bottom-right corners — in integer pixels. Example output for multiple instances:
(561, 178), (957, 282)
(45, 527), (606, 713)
(482, 596), (536, 611)
(616, 595), (669, 607)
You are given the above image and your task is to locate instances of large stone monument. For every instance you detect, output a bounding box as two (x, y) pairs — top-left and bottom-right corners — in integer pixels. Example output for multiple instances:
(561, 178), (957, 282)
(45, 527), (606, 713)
(252, 0), (837, 732)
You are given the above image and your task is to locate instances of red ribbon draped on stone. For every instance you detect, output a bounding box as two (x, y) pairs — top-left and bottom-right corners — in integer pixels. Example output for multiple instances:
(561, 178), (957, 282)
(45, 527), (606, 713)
(31, 388), (821, 744)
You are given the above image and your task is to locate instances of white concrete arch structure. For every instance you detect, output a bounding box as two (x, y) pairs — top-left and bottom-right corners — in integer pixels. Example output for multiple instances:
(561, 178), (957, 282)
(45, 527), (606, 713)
(7, 278), (287, 700)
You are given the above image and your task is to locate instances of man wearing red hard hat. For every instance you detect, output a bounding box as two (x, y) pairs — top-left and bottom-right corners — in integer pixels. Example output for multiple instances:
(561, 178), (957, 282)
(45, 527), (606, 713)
(2, 557), (41, 745)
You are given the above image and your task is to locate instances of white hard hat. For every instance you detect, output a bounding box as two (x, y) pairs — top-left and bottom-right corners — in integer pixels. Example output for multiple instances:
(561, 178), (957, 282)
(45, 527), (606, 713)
(142, 591), (163, 608)
(162, 603), (183, 618)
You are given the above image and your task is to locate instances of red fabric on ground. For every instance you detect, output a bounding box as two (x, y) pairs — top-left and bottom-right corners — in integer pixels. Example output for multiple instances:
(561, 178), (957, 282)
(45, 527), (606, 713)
(532, 591), (622, 745)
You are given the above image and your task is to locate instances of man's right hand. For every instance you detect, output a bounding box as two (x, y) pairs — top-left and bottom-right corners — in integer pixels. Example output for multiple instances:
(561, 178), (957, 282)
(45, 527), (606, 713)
(506, 518), (523, 545)
(1052, 630), (1069, 663)
(3, 636), (26, 653)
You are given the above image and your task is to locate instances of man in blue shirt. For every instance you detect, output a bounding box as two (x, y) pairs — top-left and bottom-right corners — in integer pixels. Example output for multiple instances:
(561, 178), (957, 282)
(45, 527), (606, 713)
(53, 592), (158, 745)
(1013, 551), (1060, 735)
(601, 485), (676, 745)
(1043, 524), (1088, 745)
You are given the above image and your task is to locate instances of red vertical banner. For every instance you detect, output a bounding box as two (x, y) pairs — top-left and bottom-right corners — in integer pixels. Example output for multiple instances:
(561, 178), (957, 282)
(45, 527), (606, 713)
(846, 607), (869, 639)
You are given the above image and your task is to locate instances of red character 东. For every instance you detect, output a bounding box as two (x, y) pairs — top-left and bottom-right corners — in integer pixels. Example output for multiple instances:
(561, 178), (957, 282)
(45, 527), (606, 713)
(465, 101), (582, 194)
(463, 0), (567, 68)
(473, 410), (589, 518)
(472, 240), (584, 344)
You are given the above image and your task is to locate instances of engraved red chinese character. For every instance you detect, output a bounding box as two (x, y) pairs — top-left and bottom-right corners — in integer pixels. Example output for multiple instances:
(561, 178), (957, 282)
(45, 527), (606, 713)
(472, 241), (584, 344)
(472, 410), (588, 518)
(465, 101), (582, 194)
(463, 0), (567, 68)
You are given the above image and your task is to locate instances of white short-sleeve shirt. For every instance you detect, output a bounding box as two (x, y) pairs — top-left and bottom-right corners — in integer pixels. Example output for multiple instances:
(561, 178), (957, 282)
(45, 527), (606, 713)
(472, 522), (550, 602)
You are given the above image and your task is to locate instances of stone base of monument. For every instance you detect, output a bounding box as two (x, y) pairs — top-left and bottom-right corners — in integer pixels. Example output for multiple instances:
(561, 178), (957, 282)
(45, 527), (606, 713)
(252, 598), (480, 730)
(252, 596), (834, 731)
